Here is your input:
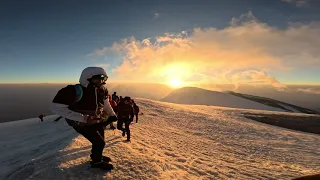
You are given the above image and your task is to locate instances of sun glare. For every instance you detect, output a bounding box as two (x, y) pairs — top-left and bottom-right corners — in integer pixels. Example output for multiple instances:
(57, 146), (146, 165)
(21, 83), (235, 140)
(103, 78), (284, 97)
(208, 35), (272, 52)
(168, 78), (183, 88)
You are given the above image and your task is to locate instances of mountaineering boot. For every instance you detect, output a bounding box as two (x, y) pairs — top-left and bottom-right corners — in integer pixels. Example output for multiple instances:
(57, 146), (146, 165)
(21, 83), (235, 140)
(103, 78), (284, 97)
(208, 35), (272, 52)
(102, 156), (111, 162)
(90, 160), (113, 170)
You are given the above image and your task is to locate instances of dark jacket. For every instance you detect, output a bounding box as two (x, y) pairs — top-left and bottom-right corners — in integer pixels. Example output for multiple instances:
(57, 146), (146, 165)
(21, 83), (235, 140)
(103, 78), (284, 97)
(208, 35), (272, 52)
(133, 103), (139, 114)
(51, 67), (116, 124)
(117, 101), (134, 120)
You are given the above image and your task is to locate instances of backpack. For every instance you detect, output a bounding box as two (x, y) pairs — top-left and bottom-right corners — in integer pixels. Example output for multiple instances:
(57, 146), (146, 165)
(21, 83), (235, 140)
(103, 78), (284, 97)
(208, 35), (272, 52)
(133, 104), (139, 114)
(53, 84), (83, 122)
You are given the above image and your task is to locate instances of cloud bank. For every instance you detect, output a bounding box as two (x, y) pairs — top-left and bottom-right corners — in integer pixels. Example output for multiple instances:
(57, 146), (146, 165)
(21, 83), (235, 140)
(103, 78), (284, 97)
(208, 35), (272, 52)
(92, 12), (320, 89)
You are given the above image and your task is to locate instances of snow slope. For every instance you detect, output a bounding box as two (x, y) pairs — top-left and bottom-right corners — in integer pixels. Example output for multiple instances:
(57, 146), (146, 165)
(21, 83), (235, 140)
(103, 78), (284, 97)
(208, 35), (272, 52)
(162, 87), (285, 112)
(1, 98), (319, 180)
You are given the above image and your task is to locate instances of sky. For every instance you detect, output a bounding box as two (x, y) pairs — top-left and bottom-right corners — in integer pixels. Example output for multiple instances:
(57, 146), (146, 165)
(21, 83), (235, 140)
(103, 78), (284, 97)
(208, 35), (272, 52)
(1, 0), (320, 86)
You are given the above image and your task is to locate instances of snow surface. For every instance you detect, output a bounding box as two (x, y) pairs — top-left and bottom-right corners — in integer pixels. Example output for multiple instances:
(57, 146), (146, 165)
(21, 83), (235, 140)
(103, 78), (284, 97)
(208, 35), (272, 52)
(1, 98), (319, 180)
(162, 87), (286, 112)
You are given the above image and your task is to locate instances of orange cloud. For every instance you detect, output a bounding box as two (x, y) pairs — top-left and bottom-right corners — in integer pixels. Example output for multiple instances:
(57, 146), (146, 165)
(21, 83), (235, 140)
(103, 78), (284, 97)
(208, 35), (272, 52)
(91, 12), (320, 88)
(226, 70), (287, 90)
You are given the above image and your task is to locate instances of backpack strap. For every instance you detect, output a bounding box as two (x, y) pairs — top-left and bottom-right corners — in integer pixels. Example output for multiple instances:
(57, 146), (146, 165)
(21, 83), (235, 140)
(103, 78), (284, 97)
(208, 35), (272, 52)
(74, 84), (83, 102)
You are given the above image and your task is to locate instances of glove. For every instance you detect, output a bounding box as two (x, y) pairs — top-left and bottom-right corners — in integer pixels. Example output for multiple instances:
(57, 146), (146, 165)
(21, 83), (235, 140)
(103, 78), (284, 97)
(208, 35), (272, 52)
(86, 115), (104, 124)
(103, 116), (118, 126)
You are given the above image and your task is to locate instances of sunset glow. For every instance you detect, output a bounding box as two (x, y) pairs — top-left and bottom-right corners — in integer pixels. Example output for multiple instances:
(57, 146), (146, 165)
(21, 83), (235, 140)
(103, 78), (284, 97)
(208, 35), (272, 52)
(168, 78), (183, 88)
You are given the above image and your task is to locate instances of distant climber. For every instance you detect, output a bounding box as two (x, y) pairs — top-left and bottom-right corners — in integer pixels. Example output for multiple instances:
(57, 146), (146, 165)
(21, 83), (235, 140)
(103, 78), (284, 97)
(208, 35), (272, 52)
(117, 96), (134, 142)
(38, 114), (45, 122)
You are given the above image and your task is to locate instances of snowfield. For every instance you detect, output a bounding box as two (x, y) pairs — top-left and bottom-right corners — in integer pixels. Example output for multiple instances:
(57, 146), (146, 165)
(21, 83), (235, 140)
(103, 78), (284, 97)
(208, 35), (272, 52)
(1, 98), (319, 180)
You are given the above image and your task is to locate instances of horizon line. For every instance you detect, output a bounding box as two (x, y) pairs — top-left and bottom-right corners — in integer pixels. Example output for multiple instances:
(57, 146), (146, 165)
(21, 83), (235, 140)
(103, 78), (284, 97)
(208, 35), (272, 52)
(0, 82), (319, 86)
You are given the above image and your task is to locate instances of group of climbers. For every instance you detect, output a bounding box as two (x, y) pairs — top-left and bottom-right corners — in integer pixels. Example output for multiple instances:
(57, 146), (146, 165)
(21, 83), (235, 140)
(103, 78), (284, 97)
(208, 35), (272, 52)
(107, 92), (140, 141)
(109, 92), (140, 122)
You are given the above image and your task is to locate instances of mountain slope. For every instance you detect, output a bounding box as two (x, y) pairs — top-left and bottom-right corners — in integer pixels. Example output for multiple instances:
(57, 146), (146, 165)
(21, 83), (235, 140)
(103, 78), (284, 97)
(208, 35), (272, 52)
(162, 87), (317, 114)
(162, 87), (286, 112)
(1, 99), (319, 180)
(228, 91), (319, 114)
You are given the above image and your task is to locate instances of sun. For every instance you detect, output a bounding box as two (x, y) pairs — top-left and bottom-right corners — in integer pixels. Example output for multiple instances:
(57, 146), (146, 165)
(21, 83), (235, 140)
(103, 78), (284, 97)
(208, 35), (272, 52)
(168, 78), (183, 88)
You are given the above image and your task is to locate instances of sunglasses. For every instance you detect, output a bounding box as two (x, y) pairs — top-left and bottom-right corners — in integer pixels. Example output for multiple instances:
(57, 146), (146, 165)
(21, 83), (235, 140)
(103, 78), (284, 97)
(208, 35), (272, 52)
(91, 74), (108, 81)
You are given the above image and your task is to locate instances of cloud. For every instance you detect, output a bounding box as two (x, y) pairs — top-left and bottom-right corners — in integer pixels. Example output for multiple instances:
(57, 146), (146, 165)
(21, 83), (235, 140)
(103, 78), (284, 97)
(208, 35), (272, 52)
(282, 0), (309, 7)
(230, 11), (258, 26)
(297, 88), (320, 94)
(94, 64), (110, 70)
(89, 42), (124, 56)
(226, 70), (287, 90)
(88, 47), (109, 56)
(154, 13), (160, 19)
(92, 12), (320, 88)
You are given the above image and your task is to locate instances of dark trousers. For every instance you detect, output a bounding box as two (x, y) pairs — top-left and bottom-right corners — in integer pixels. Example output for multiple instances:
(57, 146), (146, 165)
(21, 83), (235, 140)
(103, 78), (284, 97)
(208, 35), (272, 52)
(117, 117), (131, 140)
(135, 113), (139, 123)
(73, 124), (105, 162)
